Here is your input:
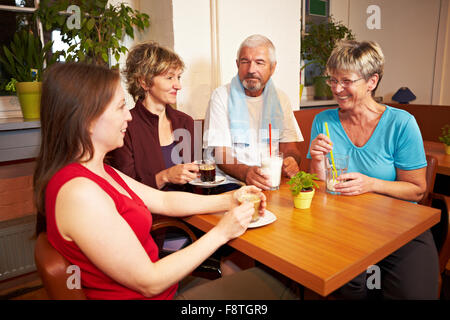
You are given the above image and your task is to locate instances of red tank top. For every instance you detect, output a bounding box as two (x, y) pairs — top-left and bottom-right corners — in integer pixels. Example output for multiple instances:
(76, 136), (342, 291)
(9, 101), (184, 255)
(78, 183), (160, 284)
(45, 163), (177, 300)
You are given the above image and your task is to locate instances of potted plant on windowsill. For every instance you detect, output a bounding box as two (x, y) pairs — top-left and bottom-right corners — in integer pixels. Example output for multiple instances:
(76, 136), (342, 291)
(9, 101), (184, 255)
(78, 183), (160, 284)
(287, 171), (319, 209)
(301, 16), (355, 100)
(0, 30), (55, 119)
(438, 124), (450, 155)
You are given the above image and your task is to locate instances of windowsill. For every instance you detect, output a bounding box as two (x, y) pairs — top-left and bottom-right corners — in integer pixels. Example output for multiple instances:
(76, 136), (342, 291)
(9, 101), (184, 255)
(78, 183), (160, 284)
(300, 98), (338, 108)
(0, 96), (22, 119)
(0, 117), (40, 131)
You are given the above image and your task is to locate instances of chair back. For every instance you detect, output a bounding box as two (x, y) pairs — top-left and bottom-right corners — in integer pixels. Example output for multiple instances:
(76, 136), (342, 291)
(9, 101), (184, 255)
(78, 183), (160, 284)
(419, 154), (438, 206)
(34, 232), (86, 300)
(430, 193), (450, 273)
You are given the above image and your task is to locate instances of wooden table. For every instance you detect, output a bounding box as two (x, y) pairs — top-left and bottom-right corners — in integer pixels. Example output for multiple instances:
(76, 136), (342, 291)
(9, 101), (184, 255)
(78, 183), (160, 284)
(424, 140), (450, 176)
(183, 179), (440, 296)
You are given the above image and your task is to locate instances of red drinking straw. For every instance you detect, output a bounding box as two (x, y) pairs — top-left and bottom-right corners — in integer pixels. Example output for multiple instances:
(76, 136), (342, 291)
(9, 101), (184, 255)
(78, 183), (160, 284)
(269, 123), (272, 157)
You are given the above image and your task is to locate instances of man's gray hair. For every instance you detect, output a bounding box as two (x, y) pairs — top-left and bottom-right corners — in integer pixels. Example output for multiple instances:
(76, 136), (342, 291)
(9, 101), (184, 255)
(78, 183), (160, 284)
(236, 34), (276, 65)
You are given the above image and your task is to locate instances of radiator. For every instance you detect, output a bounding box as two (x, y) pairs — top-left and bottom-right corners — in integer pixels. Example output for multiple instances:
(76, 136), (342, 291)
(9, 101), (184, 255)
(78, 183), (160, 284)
(0, 215), (36, 281)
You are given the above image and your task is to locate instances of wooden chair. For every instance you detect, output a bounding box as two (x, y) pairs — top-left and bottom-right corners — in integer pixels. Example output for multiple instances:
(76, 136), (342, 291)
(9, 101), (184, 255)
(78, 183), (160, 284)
(419, 155), (438, 207)
(34, 232), (86, 300)
(151, 216), (222, 279)
(421, 155), (450, 297)
(151, 216), (198, 245)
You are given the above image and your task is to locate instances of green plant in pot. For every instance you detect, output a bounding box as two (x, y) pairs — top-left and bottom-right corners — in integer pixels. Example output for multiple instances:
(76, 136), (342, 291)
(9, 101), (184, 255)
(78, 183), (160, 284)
(36, 0), (150, 67)
(287, 171), (319, 209)
(301, 16), (355, 100)
(0, 30), (55, 119)
(438, 124), (450, 155)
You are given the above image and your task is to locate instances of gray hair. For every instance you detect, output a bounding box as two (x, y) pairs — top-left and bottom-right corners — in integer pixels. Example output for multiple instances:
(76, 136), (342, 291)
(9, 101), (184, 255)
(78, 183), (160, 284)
(236, 34), (276, 65)
(326, 40), (385, 95)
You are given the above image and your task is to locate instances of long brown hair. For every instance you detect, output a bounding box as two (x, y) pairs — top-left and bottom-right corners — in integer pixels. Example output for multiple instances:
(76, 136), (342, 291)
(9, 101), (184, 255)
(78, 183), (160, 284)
(34, 63), (120, 235)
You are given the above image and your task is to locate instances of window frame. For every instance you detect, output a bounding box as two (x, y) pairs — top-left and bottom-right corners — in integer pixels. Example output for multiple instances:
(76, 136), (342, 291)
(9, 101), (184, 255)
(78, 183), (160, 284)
(0, 1), (43, 118)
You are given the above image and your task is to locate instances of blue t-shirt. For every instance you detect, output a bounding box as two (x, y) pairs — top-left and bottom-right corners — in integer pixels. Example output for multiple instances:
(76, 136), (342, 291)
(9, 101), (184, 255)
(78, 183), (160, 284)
(306, 106), (426, 181)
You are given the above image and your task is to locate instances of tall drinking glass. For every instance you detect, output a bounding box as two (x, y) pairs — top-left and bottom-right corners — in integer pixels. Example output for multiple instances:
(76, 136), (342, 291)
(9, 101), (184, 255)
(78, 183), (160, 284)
(325, 153), (349, 195)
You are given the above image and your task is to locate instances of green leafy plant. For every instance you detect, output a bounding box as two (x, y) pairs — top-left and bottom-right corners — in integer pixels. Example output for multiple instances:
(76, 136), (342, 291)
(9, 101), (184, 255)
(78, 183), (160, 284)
(0, 29), (54, 91)
(439, 124), (450, 146)
(287, 171), (319, 196)
(36, 0), (150, 67)
(301, 16), (355, 75)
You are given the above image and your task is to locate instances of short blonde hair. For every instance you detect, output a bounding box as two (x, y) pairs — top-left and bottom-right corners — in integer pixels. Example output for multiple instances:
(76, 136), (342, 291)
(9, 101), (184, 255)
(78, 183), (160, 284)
(124, 41), (185, 101)
(326, 40), (384, 95)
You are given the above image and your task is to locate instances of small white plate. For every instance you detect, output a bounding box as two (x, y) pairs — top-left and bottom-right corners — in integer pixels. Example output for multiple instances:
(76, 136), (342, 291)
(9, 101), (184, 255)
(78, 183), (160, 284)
(189, 176), (226, 188)
(248, 209), (277, 228)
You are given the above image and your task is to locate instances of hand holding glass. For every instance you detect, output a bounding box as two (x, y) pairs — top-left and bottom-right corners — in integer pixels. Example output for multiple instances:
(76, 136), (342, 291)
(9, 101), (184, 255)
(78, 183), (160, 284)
(325, 153), (349, 195)
(260, 152), (283, 190)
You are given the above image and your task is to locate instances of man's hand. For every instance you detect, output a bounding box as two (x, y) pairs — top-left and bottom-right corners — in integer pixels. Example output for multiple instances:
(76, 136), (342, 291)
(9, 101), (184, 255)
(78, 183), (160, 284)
(282, 156), (299, 178)
(245, 166), (272, 190)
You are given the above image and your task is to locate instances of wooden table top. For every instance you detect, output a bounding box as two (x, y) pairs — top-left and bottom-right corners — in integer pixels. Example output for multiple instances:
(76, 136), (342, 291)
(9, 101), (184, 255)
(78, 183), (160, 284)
(184, 179), (440, 296)
(424, 140), (450, 176)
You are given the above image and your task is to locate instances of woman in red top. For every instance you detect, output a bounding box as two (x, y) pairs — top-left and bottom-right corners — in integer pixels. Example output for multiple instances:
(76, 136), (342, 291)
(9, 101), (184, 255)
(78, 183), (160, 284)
(34, 62), (298, 300)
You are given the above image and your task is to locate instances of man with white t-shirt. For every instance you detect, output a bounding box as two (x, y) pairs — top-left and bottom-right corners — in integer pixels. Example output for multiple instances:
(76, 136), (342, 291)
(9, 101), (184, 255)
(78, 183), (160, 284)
(203, 34), (303, 191)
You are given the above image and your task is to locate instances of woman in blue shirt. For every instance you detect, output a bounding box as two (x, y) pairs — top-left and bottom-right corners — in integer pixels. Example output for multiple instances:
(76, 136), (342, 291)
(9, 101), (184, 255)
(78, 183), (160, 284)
(308, 40), (439, 299)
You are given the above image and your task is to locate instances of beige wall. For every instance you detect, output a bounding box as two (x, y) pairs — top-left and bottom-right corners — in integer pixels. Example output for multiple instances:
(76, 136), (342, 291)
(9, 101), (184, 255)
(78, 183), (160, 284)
(216, 0), (301, 114)
(138, 0), (174, 48)
(331, 0), (450, 105)
(172, 0), (213, 120)
(332, 0), (440, 104)
(439, 0), (450, 104)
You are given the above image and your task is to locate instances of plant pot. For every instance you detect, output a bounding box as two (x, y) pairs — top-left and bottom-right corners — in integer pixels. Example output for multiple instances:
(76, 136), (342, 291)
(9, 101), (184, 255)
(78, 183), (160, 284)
(16, 81), (42, 119)
(445, 144), (450, 155)
(293, 189), (315, 209)
(313, 76), (333, 100)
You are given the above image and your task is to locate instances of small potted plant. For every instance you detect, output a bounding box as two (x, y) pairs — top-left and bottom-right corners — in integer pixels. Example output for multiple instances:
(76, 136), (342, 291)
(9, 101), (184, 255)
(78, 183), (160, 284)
(287, 171), (319, 209)
(438, 124), (450, 155)
(0, 29), (55, 119)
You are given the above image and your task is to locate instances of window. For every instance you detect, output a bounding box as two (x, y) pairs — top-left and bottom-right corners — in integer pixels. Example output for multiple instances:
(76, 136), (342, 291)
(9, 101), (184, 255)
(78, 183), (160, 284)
(0, 0), (38, 96)
(301, 0), (330, 87)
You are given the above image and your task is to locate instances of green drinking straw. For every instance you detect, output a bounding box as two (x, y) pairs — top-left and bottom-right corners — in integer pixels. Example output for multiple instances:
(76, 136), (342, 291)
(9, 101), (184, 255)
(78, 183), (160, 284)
(324, 122), (337, 180)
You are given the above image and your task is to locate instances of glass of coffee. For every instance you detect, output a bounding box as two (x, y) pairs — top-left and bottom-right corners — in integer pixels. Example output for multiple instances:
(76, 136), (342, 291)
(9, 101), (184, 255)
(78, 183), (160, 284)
(196, 160), (216, 182)
(238, 193), (261, 222)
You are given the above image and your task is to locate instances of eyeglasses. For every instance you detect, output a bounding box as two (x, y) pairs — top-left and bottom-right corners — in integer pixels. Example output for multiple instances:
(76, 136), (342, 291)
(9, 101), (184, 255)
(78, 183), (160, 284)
(326, 78), (364, 88)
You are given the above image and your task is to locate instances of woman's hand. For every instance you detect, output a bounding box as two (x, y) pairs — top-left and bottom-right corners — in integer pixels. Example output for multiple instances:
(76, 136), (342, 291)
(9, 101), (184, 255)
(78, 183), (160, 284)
(214, 202), (254, 241)
(309, 133), (333, 161)
(334, 172), (375, 196)
(232, 185), (267, 215)
(165, 163), (199, 185)
(309, 133), (333, 180)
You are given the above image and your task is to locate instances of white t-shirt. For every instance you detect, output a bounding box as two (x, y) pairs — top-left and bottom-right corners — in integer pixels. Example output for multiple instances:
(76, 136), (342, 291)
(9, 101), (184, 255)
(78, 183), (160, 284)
(203, 83), (303, 184)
